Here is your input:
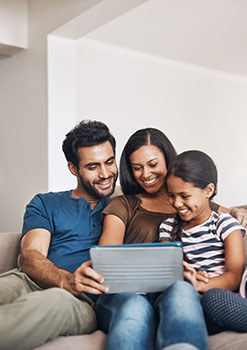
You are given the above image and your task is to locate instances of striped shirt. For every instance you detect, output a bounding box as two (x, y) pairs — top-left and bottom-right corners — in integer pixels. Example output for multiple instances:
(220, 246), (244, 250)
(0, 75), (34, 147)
(159, 211), (245, 277)
(240, 266), (247, 298)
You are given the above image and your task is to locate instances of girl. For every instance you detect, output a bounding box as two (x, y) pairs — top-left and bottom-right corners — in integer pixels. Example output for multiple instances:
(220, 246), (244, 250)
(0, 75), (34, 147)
(159, 150), (246, 293)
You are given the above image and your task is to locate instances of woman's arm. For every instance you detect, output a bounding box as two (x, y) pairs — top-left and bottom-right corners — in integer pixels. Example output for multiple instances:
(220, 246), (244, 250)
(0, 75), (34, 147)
(184, 229), (245, 293)
(98, 214), (126, 245)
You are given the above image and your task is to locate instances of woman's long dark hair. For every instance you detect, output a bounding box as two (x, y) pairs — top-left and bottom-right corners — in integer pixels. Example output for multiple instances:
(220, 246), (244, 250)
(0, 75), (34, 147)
(120, 128), (177, 194)
(166, 150), (218, 242)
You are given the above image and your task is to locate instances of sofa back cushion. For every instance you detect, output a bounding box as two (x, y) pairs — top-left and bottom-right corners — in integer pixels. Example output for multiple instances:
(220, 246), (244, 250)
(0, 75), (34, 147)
(0, 232), (21, 274)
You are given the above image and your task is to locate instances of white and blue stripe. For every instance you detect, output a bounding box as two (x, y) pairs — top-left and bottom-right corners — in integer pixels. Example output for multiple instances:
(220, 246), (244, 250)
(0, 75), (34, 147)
(159, 211), (245, 277)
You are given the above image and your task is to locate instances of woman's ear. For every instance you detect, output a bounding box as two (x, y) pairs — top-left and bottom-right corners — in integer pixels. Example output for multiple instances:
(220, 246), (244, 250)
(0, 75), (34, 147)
(205, 183), (215, 198)
(67, 162), (78, 177)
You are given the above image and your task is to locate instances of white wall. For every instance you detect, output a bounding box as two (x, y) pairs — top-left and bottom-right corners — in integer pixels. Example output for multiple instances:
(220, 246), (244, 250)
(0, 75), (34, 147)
(0, 0), (101, 233)
(76, 39), (247, 207)
(0, 0), (27, 52)
(0, 0), (148, 233)
(47, 35), (77, 191)
(47, 0), (147, 191)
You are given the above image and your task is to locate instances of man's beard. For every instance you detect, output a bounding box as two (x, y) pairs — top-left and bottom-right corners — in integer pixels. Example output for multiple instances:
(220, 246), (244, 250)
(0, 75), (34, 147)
(78, 173), (117, 199)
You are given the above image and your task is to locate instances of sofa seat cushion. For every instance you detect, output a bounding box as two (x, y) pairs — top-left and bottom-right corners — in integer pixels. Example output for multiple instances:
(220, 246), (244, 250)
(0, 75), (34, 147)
(209, 331), (247, 350)
(35, 330), (106, 350)
(34, 330), (247, 350)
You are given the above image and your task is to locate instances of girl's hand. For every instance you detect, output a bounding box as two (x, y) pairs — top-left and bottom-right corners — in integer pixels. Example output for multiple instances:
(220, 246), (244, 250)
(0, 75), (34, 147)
(196, 270), (209, 283)
(183, 261), (209, 291)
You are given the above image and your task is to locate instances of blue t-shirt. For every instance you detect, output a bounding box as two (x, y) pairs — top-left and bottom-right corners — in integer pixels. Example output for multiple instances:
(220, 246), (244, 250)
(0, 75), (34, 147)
(22, 191), (110, 273)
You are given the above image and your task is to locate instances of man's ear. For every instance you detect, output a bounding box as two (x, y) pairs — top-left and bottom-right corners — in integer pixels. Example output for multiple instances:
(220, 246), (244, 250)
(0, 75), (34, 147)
(68, 162), (78, 177)
(205, 183), (215, 198)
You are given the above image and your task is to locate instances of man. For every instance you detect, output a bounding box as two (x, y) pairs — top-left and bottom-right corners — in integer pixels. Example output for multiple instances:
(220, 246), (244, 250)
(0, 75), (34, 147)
(0, 120), (118, 350)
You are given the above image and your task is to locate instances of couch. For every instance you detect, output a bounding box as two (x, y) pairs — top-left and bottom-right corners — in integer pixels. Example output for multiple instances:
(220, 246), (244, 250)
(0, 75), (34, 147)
(1, 229), (247, 350)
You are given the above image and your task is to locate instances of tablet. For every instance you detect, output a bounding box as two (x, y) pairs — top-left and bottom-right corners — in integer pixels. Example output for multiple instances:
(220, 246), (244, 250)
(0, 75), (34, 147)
(90, 242), (183, 294)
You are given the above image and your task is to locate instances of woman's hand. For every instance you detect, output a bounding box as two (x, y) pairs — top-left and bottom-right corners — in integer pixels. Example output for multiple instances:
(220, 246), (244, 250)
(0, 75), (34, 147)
(217, 205), (247, 227)
(230, 207), (247, 227)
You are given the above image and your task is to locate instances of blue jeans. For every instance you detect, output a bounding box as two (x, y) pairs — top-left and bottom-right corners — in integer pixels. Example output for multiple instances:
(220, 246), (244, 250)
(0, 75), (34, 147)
(94, 281), (208, 350)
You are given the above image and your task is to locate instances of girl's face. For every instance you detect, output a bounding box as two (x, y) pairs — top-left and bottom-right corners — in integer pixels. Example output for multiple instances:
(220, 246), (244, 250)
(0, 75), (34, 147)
(129, 144), (167, 194)
(166, 174), (214, 227)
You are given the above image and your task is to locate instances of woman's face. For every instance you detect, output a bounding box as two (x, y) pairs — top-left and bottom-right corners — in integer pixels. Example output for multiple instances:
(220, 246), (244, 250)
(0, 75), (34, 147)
(129, 144), (167, 194)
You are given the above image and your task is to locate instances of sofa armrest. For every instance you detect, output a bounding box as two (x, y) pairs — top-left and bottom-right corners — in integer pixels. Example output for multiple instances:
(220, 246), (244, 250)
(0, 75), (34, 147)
(0, 232), (21, 274)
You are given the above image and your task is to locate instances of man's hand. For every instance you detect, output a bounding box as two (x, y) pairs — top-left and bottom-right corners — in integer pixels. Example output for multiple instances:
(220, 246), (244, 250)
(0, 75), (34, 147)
(60, 260), (109, 296)
(20, 230), (109, 296)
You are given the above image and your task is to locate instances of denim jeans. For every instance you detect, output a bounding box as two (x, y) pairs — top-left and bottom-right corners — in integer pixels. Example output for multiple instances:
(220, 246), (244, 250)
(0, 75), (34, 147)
(94, 281), (208, 350)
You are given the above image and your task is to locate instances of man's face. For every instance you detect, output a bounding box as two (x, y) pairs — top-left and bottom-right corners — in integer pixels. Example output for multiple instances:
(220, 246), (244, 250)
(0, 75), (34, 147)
(76, 141), (118, 200)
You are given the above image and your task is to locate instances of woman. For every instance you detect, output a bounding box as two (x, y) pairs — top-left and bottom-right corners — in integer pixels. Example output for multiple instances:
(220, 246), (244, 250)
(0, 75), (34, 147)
(94, 128), (246, 350)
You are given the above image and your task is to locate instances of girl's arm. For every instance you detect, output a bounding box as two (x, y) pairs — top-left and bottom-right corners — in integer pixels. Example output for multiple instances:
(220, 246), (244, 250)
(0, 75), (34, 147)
(98, 214), (126, 246)
(184, 229), (245, 293)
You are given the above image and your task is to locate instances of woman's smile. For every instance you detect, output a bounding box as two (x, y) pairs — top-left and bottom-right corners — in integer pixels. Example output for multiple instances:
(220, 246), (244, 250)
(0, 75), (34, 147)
(130, 144), (168, 194)
(143, 177), (158, 185)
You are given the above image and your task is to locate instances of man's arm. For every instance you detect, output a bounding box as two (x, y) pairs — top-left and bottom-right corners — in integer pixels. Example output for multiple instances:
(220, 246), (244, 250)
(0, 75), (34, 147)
(20, 229), (108, 295)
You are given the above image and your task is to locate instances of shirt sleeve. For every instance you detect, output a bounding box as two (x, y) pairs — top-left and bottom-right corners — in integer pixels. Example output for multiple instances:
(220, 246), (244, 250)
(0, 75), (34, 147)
(102, 195), (131, 226)
(159, 217), (175, 241)
(21, 194), (52, 237)
(216, 213), (246, 241)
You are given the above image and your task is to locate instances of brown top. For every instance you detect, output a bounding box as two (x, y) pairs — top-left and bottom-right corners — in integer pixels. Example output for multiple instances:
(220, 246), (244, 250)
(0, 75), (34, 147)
(103, 195), (219, 244)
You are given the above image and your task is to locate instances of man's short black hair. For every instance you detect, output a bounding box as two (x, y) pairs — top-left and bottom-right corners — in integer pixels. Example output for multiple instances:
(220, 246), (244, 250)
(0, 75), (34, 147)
(62, 120), (116, 169)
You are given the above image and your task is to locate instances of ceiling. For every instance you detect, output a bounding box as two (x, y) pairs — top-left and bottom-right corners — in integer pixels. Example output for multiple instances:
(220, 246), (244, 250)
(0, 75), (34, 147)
(85, 0), (247, 77)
